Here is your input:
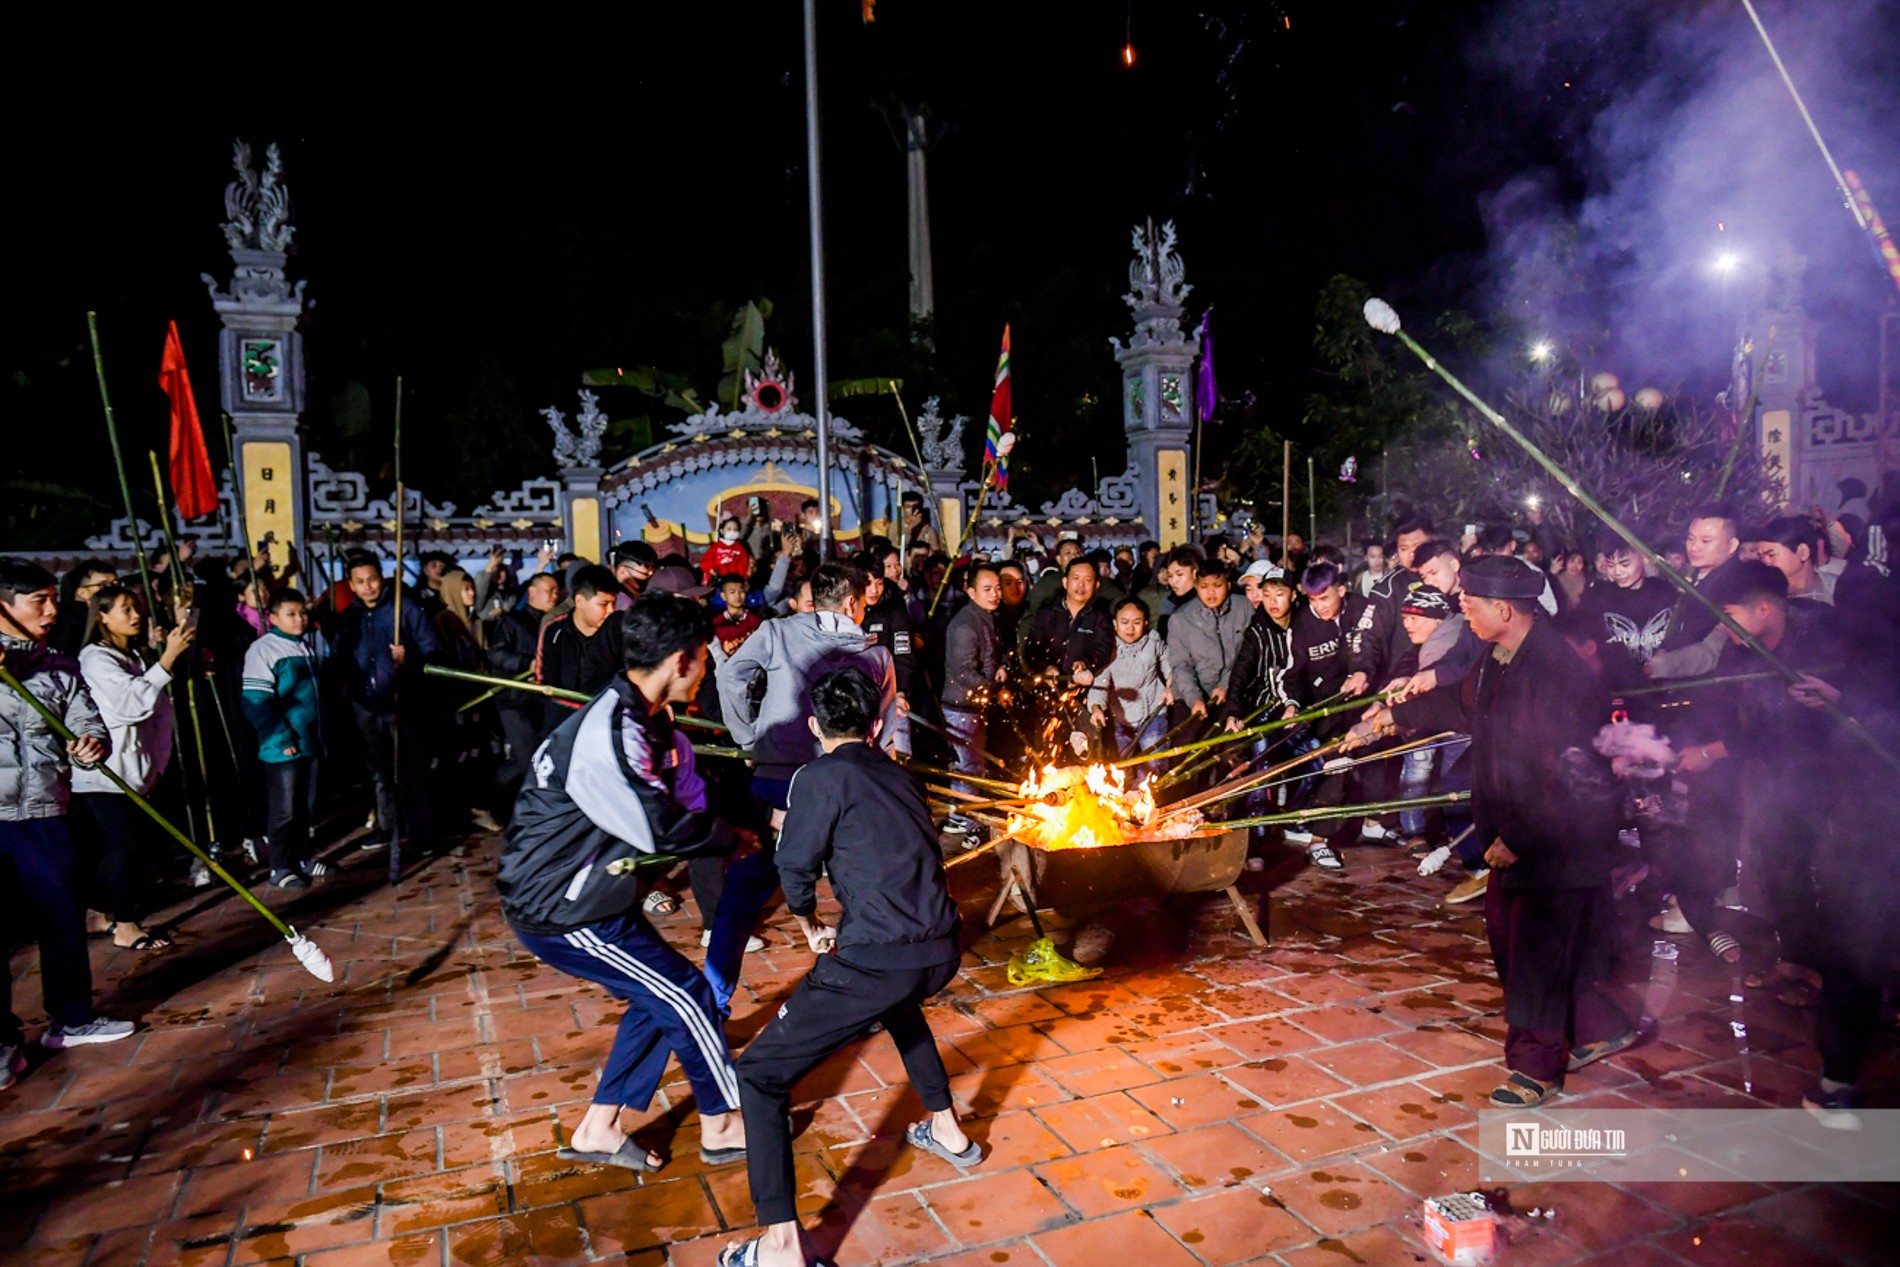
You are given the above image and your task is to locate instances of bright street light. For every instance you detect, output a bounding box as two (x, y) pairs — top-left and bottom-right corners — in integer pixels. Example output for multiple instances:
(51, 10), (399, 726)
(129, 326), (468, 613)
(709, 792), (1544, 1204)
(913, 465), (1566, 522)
(1528, 340), (1554, 364)
(1712, 252), (1741, 275)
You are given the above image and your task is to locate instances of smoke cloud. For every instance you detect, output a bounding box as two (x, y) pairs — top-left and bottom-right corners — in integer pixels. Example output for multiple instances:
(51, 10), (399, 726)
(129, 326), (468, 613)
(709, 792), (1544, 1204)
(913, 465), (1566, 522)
(1465, 0), (1900, 407)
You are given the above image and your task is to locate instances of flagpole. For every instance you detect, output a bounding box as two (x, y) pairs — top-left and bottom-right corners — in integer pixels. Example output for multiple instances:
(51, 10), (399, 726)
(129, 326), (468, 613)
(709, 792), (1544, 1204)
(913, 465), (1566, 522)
(803, 0), (834, 560)
(390, 376), (405, 887)
(88, 314), (155, 604)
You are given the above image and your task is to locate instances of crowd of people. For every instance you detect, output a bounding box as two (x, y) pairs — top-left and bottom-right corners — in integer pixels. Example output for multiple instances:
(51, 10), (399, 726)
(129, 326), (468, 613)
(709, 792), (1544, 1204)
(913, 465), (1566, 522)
(4, 481), (1899, 1251)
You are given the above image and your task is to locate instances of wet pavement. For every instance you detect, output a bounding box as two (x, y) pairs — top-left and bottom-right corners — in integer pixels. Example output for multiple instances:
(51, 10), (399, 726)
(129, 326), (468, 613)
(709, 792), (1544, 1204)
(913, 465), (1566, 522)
(2, 833), (1893, 1266)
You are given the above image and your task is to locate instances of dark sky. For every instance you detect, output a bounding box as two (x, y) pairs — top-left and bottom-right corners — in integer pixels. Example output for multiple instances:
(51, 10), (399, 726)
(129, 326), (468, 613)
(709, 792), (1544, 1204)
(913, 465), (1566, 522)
(7, 1), (1895, 546)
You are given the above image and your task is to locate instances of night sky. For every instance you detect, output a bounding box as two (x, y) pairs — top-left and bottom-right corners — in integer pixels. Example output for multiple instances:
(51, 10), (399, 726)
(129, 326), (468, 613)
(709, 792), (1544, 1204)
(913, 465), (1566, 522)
(7, 1), (1896, 548)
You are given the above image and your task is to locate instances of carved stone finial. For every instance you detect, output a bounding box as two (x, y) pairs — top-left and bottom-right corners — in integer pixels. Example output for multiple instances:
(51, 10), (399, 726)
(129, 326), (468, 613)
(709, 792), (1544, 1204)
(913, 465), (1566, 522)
(915, 396), (968, 475)
(571, 390), (608, 467)
(221, 140), (295, 254)
(1117, 219), (1194, 355)
(542, 406), (579, 468)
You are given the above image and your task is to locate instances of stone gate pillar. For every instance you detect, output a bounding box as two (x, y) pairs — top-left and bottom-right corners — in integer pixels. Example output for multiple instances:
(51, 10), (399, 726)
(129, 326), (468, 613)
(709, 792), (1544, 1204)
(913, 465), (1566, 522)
(203, 141), (308, 558)
(1111, 220), (1198, 550)
(913, 397), (970, 551)
(545, 390), (610, 561)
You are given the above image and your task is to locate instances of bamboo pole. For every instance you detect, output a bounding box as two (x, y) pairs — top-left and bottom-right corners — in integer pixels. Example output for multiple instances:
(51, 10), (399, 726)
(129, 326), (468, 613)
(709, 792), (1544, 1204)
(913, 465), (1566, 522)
(1619, 663), (1841, 698)
(0, 664), (334, 981)
(1113, 690), (1393, 770)
(390, 377), (405, 887)
(88, 313), (155, 602)
(1363, 297), (1899, 772)
(907, 709), (1012, 773)
(1184, 732), (1460, 814)
(1159, 733), (1355, 821)
(421, 666), (741, 756)
(221, 411), (266, 614)
(1221, 791), (1470, 833)
(1281, 440), (1291, 563)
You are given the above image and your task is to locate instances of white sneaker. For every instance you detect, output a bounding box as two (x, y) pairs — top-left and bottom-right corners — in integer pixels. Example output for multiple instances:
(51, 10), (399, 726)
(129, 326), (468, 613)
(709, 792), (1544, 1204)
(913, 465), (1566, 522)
(1417, 845), (1452, 877)
(188, 858), (212, 888)
(700, 930), (766, 953)
(301, 860), (332, 880)
(1649, 895), (1692, 934)
(1283, 829), (1318, 846)
(240, 838), (261, 865)
(43, 1018), (136, 1048)
(1361, 820), (1395, 842)
(1307, 842), (1344, 870)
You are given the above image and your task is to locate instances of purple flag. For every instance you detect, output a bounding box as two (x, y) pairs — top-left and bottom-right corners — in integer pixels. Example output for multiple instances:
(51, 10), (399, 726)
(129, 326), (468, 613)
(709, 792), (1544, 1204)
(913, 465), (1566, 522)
(1196, 307), (1217, 424)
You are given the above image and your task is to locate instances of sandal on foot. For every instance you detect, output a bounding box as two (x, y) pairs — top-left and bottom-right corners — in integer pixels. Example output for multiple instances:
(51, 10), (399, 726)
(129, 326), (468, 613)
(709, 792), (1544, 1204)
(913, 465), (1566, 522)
(556, 1137), (662, 1171)
(1706, 931), (1742, 964)
(1489, 1070), (1562, 1107)
(1569, 1028), (1639, 1071)
(717, 1238), (830, 1267)
(906, 1119), (982, 1168)
(699, 1142), (747, 1165)
(110, 924), (172, 952)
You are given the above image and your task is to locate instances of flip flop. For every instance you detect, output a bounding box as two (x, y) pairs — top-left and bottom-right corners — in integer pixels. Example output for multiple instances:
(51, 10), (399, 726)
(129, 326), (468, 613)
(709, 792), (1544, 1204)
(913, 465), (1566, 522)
(716, 1237), (835, 1267)
(555, 1137), (662, 1172)
(699, 1143), (747, 1165)
(1706, 931), (1742, 965)
(1568, 1028), (1639, 1071)
(905, 1119), (982, 1168)
(1488, 1070), (1562, 1108)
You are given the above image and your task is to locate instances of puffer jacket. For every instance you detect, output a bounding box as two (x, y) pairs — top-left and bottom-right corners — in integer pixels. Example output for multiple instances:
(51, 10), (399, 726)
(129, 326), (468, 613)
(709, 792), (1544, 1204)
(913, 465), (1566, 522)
(1165, 596), (1253, 708)
(717, 609), (907, 781)
(1088, 631), (1172, 728)
(1, 634), (109, 820)
(73, 643), (174, 796)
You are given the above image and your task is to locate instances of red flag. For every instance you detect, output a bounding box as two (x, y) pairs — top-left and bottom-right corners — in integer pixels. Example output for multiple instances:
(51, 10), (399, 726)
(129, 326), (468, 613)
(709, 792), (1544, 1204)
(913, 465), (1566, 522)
(983, 325), (1012, 490)
(160, 321), (218, 521)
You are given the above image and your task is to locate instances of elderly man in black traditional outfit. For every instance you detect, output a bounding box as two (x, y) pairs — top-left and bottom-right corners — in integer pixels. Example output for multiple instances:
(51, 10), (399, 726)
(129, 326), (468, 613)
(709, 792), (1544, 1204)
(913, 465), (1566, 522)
(1348, 555), (1636, 1107)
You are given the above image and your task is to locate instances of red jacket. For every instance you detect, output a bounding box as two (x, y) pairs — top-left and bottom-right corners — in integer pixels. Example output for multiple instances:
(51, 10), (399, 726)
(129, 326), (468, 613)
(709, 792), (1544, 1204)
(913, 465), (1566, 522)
(713, 609), (761, 655)
(700, 540), (751, 585)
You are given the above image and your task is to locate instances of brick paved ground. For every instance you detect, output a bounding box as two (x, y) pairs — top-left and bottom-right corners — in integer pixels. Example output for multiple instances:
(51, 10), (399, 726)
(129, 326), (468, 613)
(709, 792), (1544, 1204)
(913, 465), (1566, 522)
(2, 829), (1894, 1267)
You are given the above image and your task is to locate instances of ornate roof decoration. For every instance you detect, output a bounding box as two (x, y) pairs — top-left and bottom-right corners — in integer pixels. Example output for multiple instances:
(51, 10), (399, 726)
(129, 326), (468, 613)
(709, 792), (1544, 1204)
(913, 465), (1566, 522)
(742, 348), (797, 414)
(543, 389), (609, 468)
(914, 396), (969, 475)
(221, 141), (295, 254)
(1110, 218), (1195, 357)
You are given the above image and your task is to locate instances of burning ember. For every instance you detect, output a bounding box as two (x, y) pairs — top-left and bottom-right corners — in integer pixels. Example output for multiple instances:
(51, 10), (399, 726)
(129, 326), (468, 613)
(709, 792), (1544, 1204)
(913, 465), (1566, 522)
(1008, 763), (1202, 850)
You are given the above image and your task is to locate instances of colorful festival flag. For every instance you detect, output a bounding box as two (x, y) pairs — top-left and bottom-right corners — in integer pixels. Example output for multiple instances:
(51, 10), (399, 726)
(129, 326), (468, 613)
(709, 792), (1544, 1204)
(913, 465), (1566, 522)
(1196, 307), (1217, 423)
(159, 321), (218, 521)
(984, 324), (1012, 490)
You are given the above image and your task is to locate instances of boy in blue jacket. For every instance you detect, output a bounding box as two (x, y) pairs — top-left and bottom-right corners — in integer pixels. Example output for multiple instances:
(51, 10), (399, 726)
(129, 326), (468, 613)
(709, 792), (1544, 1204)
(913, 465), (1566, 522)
(241, 589), (327, 889)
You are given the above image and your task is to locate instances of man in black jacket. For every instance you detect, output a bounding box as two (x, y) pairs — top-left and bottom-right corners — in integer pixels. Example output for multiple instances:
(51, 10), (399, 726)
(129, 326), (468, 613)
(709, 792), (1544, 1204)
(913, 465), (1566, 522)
(535, 565), (626, 735)
(500, 595), (750, 1173)
(728, 667), (974, 1267)
(488, 572), (562, 812)
(1350, 556), (1634, 1107)
(1018, 555), (1116, 681)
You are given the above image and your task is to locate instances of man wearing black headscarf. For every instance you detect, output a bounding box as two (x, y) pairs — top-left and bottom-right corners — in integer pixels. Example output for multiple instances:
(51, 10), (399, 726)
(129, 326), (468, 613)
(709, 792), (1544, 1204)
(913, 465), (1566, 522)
(1348, 556), (1635, 1107)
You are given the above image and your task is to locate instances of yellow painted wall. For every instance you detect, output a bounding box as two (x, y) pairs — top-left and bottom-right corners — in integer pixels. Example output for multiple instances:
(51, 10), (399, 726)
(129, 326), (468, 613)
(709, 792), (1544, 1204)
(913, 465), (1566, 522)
(937, 495), (963, 555)
(570, 497), (602, 564)
(1156, 448), (1190, 548)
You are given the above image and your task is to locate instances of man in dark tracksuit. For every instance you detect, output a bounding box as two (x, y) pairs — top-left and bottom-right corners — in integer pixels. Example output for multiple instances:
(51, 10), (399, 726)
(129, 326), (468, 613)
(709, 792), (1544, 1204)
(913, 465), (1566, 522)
(332, 553), (440, 850)
(486, 572), (561, 813)
(1354, 556), (1634, 1106)
(500, 595), (749, 1172)
(1279, 562), (1375, 868)
(729, 668), (974, 1267)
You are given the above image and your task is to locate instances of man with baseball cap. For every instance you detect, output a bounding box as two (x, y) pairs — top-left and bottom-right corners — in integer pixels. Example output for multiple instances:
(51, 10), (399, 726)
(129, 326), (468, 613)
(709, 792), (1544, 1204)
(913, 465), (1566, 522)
(1347, 555), (1634, 1107)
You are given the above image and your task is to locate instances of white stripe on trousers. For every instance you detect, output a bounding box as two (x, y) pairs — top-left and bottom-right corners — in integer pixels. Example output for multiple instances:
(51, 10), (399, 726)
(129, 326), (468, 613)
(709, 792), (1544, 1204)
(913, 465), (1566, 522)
(565, 927), (741, 1109)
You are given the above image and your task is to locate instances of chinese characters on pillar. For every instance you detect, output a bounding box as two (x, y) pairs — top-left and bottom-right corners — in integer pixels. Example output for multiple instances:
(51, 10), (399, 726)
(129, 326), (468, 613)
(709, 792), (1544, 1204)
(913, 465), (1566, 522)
(1157, 449), (1188, 549)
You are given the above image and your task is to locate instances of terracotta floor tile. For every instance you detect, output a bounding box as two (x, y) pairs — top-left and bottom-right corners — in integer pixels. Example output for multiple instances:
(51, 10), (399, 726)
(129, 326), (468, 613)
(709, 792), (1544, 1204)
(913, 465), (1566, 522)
(825, 1127), (969, 1197)
(377, 1168), (509, 1236)
(1305, 1038), (1438, 1089)
(1221, 1056), (1354, 1107)
(1659, 1218), (1835, 1267)
(1237, 1103), (1381, 1164)
(704, 1150), (833, 1226)
(1151, 1183), (1314, 1263)
(32, 1170), (181, 1240)
(1329, 1082), (1475, 1140)
(577, 1176), (723, 1255)
(1268, 1160), (1418, 1237)
(1036, 1047), (1163, 1098)
(443, 1207), (584, 1267)
(1497, 1179), (1680, 1255)
(1359, 1132), (1483, 1197)
(946, 1066), (1070, 1117)
(178, 1149), (315, 1217)
(1142, 1122), (1290, 1190)
(1617, 1179), (1774, 1221)
(1276, 1223), (1439, 1267)
(1117, 1031), (1244, 1076)
(1204, 1015), (1327, 1061)
(790, 1049), (886, 1103)
(230, 1186), (380, 1262)
(1038, 980), (1146, 1017)
(297, 1231), (443, 1267)
(1033, 1092), (1174, 1152)
(965, 993), (1067, 1029)
(1127, 1072), (1267, 1130)
(820, 1191), (957, 1264)
(380, 1083), (503, 1132)
(963, 1110), (1073, 1169)
(1029, 1207), (1202, 1266)
(1033, 1143), (1186, 1217)
(1745, 1186), (1893, 1267)
(314, 1129), (440, 1190)
(856, 1035), (977, 1086)
(1029, 1009), (1155, 1053)
(1110, 997), (1225, 1037)
(1385, 1023), (1501, 1068)
(260, 1102), (386, 1152)
(950, 1023), (1068, 1068)
(923, 1167), (1074, 1244)
(1199, 985), (1300, 1022)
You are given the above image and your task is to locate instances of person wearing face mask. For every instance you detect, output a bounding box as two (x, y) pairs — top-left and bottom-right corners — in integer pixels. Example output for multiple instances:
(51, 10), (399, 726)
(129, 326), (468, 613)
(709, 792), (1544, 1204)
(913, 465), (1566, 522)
(702, 517), (753, 588)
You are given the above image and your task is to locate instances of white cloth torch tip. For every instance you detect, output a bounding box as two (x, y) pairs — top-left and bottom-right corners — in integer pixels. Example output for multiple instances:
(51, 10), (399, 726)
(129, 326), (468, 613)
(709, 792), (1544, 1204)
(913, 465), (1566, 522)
(1363, 298), (1402, 334)
(995, 432), (1017, 456)
(1321, 756), (1354, 773)
(1417, 845), (1452, 877)
(287, 928), (335, 982)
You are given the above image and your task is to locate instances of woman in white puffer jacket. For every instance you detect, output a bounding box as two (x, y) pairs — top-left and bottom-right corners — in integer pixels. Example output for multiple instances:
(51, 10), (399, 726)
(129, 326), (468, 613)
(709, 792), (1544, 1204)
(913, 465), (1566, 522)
(73, 584), (194, 951)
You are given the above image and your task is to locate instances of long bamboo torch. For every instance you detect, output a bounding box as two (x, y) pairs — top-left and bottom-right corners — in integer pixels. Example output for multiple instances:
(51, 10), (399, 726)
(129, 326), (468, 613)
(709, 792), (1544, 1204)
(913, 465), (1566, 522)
(390, 377), (405, 886)
(420, 666), (743, 759)
(0, 665), (333, 981)
(148, 451), (227, 848)
(1221, 791), (1470, 834)
(1362, 297), (1898, 773)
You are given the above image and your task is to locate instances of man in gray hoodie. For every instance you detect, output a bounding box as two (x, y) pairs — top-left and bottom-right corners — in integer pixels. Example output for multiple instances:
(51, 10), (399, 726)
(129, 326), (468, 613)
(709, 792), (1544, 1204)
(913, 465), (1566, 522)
(1166, 560), (1253, 737)
(709, 564), (907, 1003)
(1, 558), (135, 1087)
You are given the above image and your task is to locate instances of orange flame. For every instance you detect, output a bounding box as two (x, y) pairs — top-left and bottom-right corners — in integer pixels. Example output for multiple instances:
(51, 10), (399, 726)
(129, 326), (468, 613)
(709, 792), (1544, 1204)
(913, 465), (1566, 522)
(1010, 763), (1159, 850)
